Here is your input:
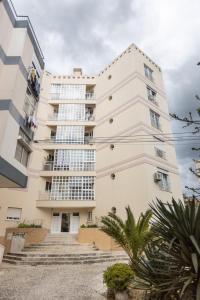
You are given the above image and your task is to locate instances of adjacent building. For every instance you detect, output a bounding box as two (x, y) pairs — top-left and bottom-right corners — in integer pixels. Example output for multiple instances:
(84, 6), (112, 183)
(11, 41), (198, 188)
(0, 0), (182, 239)
(0, 0), (44, 188)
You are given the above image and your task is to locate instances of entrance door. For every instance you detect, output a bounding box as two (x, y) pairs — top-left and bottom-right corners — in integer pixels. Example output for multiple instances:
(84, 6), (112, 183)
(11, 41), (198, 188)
(61, 213), (70, 232)
(51, 212), (61, 233)
(70, 213), (80, 234)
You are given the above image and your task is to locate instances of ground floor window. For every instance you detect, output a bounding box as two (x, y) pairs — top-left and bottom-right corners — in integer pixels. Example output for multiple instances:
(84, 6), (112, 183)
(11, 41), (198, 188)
(6, 207), (22, 220)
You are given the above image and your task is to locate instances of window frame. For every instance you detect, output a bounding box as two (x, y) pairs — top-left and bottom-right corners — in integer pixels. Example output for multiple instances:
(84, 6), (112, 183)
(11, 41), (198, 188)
(150, 110), (161, 130)
(144, 64), (154, 81)
(158, 171), (170, 192)
(6, 207), (22, 221)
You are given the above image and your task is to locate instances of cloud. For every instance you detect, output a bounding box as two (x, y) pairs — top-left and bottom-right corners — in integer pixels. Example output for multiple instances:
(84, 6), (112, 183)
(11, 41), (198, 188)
(13, 0), (200, 194)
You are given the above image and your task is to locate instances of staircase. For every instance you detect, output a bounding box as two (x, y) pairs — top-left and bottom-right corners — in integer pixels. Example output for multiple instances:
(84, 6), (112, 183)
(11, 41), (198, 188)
(3, 233), (128, 266)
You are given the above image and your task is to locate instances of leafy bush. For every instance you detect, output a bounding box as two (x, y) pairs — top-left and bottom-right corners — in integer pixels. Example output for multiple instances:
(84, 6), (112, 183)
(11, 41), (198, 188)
(18, 223), (42, 228)
(103, 263), (134, 292)
(80, 224), (98, 228)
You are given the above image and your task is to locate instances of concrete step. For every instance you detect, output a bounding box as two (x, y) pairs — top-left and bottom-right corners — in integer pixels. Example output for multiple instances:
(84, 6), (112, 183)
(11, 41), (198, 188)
(3, 252), (128, 266)
(6, 252), (127, 258)
(20, 255), (127, 261)
(3, 257), (128, 266)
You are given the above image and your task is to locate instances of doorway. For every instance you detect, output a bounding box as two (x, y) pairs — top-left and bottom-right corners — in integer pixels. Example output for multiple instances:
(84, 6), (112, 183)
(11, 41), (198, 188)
(61, 213), (70, 232)
(51, 212), (80, 233)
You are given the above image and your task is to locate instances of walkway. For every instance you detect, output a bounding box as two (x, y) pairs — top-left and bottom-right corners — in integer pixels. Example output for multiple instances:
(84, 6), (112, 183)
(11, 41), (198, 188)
(0, 261), (114, 300)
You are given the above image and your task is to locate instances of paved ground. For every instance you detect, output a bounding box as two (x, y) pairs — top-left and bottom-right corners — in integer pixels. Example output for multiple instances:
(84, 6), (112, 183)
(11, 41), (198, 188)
(0, 262), (112, 300)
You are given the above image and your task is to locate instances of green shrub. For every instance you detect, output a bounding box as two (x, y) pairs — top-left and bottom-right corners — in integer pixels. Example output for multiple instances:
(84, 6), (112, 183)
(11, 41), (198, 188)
(103, 263), (134, 292)
(18, 223), (42, 228)
(80, 224), (98, 228)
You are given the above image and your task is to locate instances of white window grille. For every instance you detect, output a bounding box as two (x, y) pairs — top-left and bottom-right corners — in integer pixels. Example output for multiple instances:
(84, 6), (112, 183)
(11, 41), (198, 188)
(6, 207), (22, 220)
(144, 64), (154, 81)
(51, 84), (86, 100)
(53, 149), (95, 171)
(58, 104), (85, 121)
(150, 110), (161, 130)
(50, 176), (95, 200)
(55, 126), (84, 144)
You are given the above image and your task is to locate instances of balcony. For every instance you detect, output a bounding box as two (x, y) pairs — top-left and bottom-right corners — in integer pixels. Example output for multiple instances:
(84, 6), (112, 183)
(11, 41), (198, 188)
(47, 137), (94, 145)
(37, 192), (96, 208)
(50, 92), (95, 101)
(48, 113), (95, 122)
(43, 161), (95, 171)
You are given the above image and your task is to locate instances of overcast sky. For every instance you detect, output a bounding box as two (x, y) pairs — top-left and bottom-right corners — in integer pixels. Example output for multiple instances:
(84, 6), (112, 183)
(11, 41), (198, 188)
(13, 0), (200, 194)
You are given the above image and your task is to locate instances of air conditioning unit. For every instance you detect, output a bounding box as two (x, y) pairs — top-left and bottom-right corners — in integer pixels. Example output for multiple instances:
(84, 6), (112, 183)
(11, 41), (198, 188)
(154, 172), (162, 182)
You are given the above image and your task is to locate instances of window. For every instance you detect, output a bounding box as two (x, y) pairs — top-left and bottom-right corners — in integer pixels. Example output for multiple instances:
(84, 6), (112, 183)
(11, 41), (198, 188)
(56, 126), (84, 144)
(147, 86), (157, 104)
(15, 141), (30, 167)
(53, 149), (95, 171)
(87, 211), (93, 222)
(108, 75), (112, 80)
(108, 96), (112, 101)
(157, 171), (170, 192)
(110, 144), (115, 150)
(50, 176), (95, 200)
(51, 84), (86, 100)
(6, 207), (22, 220)
(150, 110), (161, 130)
(154, 137), (166, 159)
(73, 212), (79, 216)
(144, 64), (153, 81)
(57, 104), (85, 121)
(45, 181), (52, 192)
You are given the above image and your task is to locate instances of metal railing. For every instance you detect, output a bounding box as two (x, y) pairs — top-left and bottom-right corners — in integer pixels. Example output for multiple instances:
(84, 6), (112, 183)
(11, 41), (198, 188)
(48, 113), (95, 121)
(50, 93), (95, 101)
(43, 161), (95, 171)
(38, 191), (95, 201)
(47, 137), (94, 145)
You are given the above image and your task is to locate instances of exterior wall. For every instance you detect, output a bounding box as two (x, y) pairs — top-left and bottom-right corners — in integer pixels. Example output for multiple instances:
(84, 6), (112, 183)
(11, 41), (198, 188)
(78, 228), (121, 251)
(4, 227), (49, 253)
(95, 44), (182, 220)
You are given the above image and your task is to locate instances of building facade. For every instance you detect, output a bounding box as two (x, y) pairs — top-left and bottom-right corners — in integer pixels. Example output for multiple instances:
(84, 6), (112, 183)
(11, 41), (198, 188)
(0, 1), (183, 239)
(0, 0), (44, 189)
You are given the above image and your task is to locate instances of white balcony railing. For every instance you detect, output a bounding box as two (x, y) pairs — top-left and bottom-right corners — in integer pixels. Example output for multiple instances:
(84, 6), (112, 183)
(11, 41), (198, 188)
(50, 93), (95, 101)
(48, 137), (94, 145)
(48, 113), (95, 121)
(43, 161), (95, 171)
(38, 191), (95, 201)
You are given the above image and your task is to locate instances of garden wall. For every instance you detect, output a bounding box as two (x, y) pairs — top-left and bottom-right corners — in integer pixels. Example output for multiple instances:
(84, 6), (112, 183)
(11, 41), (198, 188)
(78, 228), (121, 251)
(4, 227), (49, 253)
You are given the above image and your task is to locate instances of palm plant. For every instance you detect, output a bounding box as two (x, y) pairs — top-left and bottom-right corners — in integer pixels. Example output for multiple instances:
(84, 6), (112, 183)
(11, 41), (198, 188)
(133, 198), (200, 299)
(101, 206), (153, 265)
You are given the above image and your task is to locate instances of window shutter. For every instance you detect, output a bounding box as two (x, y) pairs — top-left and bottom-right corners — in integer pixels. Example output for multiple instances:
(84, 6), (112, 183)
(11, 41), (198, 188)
(7, 207), (22, 220)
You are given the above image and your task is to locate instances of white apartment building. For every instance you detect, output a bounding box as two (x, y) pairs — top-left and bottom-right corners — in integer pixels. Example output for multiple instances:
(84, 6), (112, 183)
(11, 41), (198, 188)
(0, 0), (183, 241)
